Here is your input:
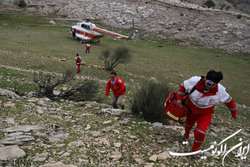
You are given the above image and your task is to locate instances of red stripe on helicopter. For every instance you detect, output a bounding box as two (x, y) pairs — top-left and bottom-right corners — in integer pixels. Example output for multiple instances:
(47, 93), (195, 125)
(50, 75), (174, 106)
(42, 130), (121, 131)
(92, 28), (129, 39)
(75, 30), (104, 39)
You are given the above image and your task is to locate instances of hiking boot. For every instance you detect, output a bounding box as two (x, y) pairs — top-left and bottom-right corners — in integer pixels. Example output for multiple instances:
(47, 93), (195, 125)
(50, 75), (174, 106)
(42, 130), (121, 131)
(191, 154), (199, 159)
(112, 104), (118, 109)
(178, 134), (189, 144)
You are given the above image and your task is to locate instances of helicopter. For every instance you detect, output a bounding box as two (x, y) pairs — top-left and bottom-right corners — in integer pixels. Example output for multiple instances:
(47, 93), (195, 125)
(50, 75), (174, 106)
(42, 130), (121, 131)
(70, 20), (140, 43)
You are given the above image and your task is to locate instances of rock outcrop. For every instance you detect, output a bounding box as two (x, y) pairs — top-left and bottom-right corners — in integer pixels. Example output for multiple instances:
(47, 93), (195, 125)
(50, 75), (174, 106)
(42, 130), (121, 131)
(0, 88), (20, 100)
(0, 145), (26, 161)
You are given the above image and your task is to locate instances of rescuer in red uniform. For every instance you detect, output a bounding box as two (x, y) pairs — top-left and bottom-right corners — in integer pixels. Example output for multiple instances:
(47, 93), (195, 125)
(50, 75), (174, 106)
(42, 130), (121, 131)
(105, 72), (126, 109)
(85, 43), (91, 53)
(75, 53), (81, 73)
(176, 70), (237, 152)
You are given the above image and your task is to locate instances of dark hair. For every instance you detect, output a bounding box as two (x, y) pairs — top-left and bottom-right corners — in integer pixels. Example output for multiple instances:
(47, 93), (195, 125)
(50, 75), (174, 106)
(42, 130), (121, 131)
(76, 53), (79, 56)
(206, 70), (223, 83)
(110, 71), (117, 76)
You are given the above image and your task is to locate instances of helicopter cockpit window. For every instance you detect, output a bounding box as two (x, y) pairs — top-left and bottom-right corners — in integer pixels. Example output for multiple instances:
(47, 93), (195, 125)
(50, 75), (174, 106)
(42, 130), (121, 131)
(81, 24), (90, 30)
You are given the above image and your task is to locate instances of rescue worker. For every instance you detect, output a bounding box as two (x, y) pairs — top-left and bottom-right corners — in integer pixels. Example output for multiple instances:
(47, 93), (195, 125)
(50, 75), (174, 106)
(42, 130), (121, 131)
(176, 70), (237, 153)
(75, 53), (81, 73)
(85, 43), (91, 53)
(105, 72), (125, 109)
(72, 28), (76, 38)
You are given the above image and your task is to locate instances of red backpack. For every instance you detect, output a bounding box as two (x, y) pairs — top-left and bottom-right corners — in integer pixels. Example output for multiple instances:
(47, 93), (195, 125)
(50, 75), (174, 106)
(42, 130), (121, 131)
(164, 77), (204, 122)
(164, 91), (189, 122)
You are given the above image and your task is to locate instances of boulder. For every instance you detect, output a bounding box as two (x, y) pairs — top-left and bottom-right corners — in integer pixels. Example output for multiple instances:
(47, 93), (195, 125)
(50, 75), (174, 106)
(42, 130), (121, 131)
(97, 108), (132, 116)
(0, 145), (26, 160)
(0, 88), (20, 100)
(158, 151), (171, 160)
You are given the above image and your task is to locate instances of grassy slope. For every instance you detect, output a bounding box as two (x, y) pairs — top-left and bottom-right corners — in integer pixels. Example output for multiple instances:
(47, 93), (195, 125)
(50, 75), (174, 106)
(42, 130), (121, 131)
(0, 12), (249, 106)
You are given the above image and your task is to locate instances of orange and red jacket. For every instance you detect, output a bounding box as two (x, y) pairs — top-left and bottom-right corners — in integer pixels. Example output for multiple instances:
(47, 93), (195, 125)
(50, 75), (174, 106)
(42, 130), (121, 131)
(105, 77), (126, 97)
(176, 76), (237, 117)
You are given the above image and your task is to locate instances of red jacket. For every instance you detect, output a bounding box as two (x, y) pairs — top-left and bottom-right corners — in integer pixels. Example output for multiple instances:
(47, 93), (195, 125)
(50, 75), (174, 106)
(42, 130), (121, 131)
(105, 77), (126, 97)
(86, 44), (91, 50)
(176, 76), (237, 117)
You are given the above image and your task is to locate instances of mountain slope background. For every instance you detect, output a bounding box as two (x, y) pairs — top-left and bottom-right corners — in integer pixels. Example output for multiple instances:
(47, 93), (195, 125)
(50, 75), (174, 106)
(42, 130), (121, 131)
(183, 0), (250, 14)
(0, 0), (250, 53)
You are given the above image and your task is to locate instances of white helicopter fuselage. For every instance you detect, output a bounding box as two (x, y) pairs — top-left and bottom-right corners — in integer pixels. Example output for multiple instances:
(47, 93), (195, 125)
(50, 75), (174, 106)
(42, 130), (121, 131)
(70, 21), (137, 42)
(71, 22), (104, 42)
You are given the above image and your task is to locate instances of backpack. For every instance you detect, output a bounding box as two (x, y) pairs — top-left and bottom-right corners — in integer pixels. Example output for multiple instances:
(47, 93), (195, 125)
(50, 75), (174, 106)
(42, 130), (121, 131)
(164, 76), (204, 122)
(76, 57), (81, 63)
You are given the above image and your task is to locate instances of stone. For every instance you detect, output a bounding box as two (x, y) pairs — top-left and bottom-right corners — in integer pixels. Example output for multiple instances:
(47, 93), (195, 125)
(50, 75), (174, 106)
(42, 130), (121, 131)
(0, 145), (26, 160)
(49, 20), (56, 25)
(145, 163), (155, 167)
(53, 90), (61, 96)
(103, 120), (112, 125)
(110, 150), (122, 160)
(2, 125), (46, 133)
(90, 131), (101, 137)
(128, 135), (137, 139)
(178, 74), (184, 78)
(0, 88), (20, 100)
(5, 118), (15, 124)
(113, 143), (122, 148)
(37, 108), (44, 114)
(3, 102), (15, 108)
(119, 118), (130, 125)
(27, 97), (39, 103)
(33, 152), (49, 162)
(158, 151), (171, 160)
(0, 134), (35, 145)
(98, 138), (110, 147)
(84, 124), (91, 130)
(26, 91), (39, 98)
(49, 133), (69, 142)
(149, 154), (158, 162)
(97, 108), (132, 116)
(40, 162), (77, 167)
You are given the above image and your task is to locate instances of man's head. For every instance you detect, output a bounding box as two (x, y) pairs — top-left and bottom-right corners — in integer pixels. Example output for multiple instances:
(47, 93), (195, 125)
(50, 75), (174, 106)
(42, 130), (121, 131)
(110, 71), (117, 80)
(205, 70), (223, 90)
(76, 53), (79, 56)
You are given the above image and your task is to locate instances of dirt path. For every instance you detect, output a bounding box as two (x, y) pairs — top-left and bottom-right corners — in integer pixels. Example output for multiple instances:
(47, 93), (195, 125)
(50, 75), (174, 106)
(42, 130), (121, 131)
(0, 64), (106, 83)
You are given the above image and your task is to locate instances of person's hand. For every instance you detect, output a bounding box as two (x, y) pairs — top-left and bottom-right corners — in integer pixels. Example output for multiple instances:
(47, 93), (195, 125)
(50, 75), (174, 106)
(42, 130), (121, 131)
(176, 100), (183, 108)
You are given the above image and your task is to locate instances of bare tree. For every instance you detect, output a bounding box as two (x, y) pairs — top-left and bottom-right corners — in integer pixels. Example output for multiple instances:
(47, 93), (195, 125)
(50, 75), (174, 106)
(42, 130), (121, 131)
(59, 79), (99, 101)
(99, 46), (132, 71)
(33, 69), (75, 97)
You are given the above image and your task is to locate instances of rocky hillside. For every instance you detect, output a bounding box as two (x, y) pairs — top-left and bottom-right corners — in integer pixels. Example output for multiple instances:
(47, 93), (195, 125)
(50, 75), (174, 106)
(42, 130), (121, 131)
(1, 0), (250, 53)
(183, 0), (250, 14)
(0, 87), (249, 167)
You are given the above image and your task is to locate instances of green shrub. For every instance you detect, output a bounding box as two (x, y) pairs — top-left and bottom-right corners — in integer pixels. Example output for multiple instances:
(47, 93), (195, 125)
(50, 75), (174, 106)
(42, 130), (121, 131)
(204, 0), (215, 8)
(15, 0), (27, 8)
(131, 81), (171, 124)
